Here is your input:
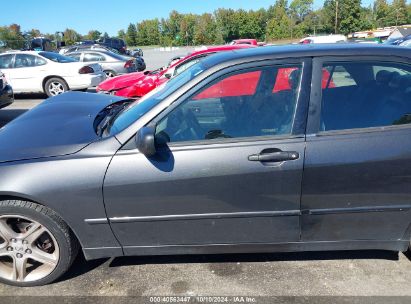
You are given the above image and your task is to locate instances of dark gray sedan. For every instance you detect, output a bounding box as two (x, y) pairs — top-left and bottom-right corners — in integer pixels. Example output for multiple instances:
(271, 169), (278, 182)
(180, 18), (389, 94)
(0, 44), (410, 286)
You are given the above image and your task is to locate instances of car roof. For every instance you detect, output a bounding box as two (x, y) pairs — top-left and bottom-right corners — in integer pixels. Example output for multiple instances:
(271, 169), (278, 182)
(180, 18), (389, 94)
(168, 44), (255, 69)
(0, 50), (40, 55)
(201, 43), (411, 68)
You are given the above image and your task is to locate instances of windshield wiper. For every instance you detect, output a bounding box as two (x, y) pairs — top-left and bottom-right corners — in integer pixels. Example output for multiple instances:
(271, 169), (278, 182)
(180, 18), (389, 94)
(96, 102), (130, 137)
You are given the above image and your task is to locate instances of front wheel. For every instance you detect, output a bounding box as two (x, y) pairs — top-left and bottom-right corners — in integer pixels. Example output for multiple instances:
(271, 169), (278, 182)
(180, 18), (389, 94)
(0, 200), (78, 286)
(44, 78), (69, 97)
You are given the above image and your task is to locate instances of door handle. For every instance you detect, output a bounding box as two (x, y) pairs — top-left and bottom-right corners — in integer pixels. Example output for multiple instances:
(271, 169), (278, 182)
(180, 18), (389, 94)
(248, 151), (299, 162)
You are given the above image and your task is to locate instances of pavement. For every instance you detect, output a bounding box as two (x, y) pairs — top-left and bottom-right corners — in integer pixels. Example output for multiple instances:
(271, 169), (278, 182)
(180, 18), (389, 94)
(0, 47), (410, 299)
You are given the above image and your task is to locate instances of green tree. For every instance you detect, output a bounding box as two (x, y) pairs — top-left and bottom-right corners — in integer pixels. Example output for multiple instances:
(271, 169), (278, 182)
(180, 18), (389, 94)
(117, 29), (126, 40)
(374, 0), (392, 27)
(137, 19), (160, 45)
(179, 14), (196, 45)
(63, 28), (81, 45)
(86, 30), (101, 41)
(125, 23), (137, 45)
(193, 13), (218, 45)
(214, 8), (240, 42)
(266, 0), (293, 40)
(0, 24), (25, 49)
(338, 0), (363, 34)
(391, 0), (408, 26)
(289, 0), (313, 23)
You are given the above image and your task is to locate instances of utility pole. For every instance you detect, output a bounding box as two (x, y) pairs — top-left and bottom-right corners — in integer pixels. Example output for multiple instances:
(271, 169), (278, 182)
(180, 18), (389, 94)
(335, 0), (339, 34)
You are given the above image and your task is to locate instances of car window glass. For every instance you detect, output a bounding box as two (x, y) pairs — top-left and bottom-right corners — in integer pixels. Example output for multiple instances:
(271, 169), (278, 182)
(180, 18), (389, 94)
(156, 64), (302, 143)
(83, 53), (105, 62)
(14, 54), (39, 68)
(174, 56), (207, 76)
(68, 53), (81, 61)
(320, 61), (411, 131)
(0, 54), (14, 69)
(323, 65), (356, 88)
(34, 56), (47, 66)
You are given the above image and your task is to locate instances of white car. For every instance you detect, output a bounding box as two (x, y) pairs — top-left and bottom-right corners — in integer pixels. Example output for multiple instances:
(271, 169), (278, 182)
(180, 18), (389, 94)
(0, 51), (106, 96)
(299, 35), (347, 44)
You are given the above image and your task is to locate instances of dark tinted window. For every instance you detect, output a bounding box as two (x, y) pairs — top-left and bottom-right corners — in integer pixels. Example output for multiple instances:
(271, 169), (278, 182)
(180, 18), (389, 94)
(320, 61), (411, 131)
(156, 65), (302, 143)
(39, 52), (76, 63)
(0, 54), (14, 69)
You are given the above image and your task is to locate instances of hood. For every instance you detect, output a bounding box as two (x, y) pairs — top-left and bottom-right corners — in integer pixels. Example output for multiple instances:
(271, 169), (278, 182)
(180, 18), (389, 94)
(0, 92), (126, 163)
(98, 71), (159, 91)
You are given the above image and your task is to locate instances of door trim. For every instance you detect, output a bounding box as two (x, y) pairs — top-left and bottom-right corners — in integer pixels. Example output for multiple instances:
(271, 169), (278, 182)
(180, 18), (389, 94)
(108, 210), (301, 223)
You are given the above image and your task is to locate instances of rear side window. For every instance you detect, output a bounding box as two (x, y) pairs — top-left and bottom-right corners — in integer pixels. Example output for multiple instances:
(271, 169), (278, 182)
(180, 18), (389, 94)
(0, 54), (14, 69)
(320, 61), (411, 131)
(84, 53), (105, 62)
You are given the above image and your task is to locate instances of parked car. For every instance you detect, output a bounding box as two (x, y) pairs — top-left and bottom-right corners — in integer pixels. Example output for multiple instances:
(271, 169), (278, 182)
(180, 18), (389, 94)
(299, 34), (347, 44)
(96, 44), (254, 97)
(27, 38), (54, 51)
(0, 44), (410, 286)
(65, 50), (143, 78)
(60, 44), (121, 55)
(127, 48), (143, 57)
(0, 51), (105, 97)
(95, 37), (127, 54)
(400, 39), (411, 47)
(0, 71), (13, 108)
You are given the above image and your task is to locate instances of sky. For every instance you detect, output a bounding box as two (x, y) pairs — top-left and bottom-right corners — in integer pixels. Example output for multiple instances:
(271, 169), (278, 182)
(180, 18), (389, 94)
(3, 0), (375, 36)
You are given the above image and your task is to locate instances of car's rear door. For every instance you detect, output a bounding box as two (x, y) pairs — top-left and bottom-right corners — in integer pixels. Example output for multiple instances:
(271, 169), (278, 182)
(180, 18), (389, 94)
(103, 59), (312, 254)
(302, 56), (411, 247)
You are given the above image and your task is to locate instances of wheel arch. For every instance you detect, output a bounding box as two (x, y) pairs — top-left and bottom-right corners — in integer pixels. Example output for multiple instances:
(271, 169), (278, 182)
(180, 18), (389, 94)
(0, 192), (84, 250)
(42, 76), (70, 92)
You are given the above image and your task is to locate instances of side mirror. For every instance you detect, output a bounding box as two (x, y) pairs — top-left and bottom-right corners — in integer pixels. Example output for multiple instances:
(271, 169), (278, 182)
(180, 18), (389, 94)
(135, 126), (156, 157)
(164, 73), (172, 79)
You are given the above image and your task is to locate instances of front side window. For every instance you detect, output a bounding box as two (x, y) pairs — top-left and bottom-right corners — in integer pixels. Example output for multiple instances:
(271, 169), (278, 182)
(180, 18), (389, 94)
(0, 55), (14, 69)
(320, 61), (411, 131)
(156, 64), (302, 143)
(14, 54), (43, 68)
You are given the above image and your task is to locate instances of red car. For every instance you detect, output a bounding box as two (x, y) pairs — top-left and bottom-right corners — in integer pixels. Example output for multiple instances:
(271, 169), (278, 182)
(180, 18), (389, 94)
(96, 44), (255, 98)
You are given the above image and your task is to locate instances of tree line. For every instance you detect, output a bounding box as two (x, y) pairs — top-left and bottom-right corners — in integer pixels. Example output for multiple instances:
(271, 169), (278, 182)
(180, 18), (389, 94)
(1, 0), (410, 49)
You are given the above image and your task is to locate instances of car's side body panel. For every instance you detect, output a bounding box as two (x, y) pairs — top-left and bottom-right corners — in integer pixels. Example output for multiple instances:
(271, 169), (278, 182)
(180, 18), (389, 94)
(0, 45), (410, 261)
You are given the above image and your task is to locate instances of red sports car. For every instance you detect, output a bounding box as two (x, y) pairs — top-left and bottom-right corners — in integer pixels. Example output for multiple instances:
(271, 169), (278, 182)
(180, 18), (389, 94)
(96, 44), (255, 98)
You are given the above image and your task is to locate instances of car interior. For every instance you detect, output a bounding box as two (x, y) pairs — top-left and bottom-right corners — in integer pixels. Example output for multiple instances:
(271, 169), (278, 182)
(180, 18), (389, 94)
(321, 62), (411, 131)
(156, 66), (302, 143)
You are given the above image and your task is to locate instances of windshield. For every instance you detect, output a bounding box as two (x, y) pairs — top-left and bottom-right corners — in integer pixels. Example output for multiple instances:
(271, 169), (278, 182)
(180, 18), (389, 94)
(108, 61), (206, 135)
(39, 52), (77, 63)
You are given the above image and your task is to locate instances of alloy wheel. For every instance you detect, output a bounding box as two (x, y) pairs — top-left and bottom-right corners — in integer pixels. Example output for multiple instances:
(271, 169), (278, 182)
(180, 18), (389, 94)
(0, 215), (59, 283)
(48, 82), (65, 96)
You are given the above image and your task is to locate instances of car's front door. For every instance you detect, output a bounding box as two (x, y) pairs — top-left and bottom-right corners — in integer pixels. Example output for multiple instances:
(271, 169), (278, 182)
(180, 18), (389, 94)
(302, 57), (411, 246)
(104, 60), (311, 254)
(7, 54), (46, 92)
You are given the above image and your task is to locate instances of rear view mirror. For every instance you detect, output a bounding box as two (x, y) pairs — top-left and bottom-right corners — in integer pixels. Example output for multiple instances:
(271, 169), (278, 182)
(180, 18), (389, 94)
(135, 126), (156, 157)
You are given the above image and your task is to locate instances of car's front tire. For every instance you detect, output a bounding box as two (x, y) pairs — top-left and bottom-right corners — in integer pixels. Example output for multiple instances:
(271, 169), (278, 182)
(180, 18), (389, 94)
(0, 200), (78, 286)
(44, 77), (69, 97)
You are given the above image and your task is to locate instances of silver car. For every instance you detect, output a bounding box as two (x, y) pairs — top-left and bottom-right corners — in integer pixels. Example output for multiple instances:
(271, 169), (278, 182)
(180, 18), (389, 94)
(65, 50), (137, 78)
